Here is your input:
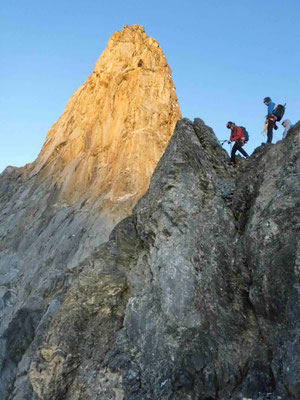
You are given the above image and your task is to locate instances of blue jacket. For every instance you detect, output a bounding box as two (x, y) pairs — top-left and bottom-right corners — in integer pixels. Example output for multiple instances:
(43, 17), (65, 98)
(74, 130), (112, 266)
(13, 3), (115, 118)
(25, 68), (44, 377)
(267, 101), (276, 114)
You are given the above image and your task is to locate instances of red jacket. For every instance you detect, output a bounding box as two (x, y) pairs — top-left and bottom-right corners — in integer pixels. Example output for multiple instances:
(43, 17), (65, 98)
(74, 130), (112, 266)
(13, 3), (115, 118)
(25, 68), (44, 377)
(230, 126), (245, 142)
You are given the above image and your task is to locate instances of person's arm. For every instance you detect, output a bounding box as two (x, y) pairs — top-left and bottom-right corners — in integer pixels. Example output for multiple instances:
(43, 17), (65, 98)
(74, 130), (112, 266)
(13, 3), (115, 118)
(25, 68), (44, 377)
(237, 127), (245, 142)
(268, 101), (275, 114)
(229, 127), (236, 142)
(282, 127), (288, 138)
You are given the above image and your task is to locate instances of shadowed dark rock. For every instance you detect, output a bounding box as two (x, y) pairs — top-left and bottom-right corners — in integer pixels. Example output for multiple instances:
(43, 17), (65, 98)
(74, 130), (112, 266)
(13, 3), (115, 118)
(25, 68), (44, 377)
(1, 118), (300, 400)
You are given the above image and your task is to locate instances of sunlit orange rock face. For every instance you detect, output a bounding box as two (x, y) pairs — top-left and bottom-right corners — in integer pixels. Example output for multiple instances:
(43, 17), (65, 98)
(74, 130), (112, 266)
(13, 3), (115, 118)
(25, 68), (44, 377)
(31, 24), (181, 220)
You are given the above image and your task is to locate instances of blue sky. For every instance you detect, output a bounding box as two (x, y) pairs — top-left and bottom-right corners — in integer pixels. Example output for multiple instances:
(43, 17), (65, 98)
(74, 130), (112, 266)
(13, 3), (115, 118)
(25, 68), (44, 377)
(1, 0), (299, 173)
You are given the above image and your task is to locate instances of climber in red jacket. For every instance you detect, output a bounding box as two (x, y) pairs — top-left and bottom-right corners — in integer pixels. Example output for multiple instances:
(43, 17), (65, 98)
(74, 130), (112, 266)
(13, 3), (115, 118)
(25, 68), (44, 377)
(226, 121), (249, 166)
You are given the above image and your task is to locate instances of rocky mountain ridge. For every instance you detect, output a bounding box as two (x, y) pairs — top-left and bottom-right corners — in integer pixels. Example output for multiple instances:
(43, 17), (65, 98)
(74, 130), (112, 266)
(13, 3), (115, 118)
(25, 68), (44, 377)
(1, 25), (300, 400)
(1, 118), (299, 399)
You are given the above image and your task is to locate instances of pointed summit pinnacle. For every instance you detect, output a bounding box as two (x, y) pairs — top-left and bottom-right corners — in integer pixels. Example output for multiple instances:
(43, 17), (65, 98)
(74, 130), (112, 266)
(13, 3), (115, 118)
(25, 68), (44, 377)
(32, 25), (181, 219)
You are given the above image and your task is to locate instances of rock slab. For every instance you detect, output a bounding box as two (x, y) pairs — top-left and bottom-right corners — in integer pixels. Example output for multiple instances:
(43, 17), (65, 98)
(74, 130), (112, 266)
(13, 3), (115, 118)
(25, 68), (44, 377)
(11, 119), (299, 399)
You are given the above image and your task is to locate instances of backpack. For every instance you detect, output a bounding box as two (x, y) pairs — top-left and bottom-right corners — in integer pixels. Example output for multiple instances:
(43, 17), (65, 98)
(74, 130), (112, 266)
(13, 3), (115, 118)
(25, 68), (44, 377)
(241, 126), (249, 142)
(273, 104), (286, 121)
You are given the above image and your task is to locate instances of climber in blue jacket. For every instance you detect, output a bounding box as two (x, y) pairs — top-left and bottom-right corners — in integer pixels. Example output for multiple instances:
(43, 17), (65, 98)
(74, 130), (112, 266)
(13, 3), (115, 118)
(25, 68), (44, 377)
(266, 98), (276, 115)
(263, 96), (278, 143)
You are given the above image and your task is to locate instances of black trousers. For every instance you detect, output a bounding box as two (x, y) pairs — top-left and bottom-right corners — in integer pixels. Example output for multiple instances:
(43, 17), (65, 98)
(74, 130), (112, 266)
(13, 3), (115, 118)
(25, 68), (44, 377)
(230, 141), (249, 163)
(267, 119), (274, 143)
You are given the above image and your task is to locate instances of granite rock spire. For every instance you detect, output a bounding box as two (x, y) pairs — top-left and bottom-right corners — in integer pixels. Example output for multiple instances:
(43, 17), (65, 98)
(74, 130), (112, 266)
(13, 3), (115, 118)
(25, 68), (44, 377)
(31, 24), (181, 218)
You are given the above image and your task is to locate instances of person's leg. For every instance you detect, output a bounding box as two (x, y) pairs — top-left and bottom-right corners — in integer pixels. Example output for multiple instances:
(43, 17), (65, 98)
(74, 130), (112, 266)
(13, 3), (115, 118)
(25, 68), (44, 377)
(273, 115), (278, 130)
(230, 142), (238, 164)
(267, 119), (274, 143)
(236, 142), (249, 158)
